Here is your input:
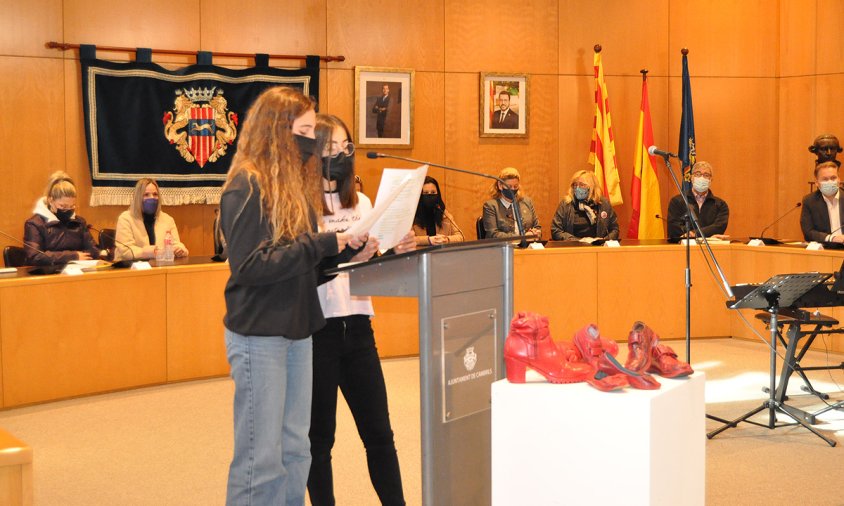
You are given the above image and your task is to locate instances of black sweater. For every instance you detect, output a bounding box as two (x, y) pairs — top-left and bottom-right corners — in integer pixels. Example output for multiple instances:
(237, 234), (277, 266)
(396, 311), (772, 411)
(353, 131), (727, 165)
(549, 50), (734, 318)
(220, 172), (346, 339)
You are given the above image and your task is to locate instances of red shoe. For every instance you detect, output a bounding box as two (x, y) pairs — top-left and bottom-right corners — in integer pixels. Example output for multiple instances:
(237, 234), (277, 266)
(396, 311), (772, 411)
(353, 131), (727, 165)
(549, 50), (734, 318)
(648, 337), (694, 378)
(556, 340), (628, 392)
(504, 312), (591, 384)
(624, 322), (661, 390)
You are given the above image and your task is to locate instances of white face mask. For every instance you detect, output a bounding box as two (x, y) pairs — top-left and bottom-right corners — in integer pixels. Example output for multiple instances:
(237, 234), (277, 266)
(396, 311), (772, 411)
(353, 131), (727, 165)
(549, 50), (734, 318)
(692, 176), (710, 193)
(820, 180), (839, 197)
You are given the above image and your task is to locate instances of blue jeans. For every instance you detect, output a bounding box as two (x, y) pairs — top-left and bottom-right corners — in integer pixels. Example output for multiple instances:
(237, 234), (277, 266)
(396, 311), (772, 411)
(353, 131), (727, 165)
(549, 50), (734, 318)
(225, 328), (313, 506)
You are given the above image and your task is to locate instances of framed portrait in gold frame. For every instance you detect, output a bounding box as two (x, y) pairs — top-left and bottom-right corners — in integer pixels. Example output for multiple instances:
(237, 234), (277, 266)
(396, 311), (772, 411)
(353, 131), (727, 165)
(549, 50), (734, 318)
(480, 73), (528, 138)
(354, 66), (414, 148)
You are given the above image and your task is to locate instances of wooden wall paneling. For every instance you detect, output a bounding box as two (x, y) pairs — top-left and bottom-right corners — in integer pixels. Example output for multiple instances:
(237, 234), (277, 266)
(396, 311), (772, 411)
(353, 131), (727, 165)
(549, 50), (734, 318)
(779, 0), (817, 77)
(166, 267), (230, 380)
(668, 0), (778, 78)
(328, 0), (444, 71)
(777, 76), (817, 240)
(667, 77), (778, 238)
(0, 273), (168, 407)
(513, 249), (598, 341)
(557, 0), (670, 76)
(63, 0), (202, 65)
(0, 0), (62, 57)
(444, 0), (558, 73)
(443, 72), (557, 240)
(201, 0), (326, 67)
(0, 57), (66, 243)
(815, 0), (844, 74)
(371, 297), (420, 357)
(814, 74), (844, 139)
(557, 74), (598, 197)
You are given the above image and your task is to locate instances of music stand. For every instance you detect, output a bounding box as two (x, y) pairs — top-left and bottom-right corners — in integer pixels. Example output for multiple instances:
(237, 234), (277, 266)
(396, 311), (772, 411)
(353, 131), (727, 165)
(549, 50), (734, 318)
(708, 272), (837, 446)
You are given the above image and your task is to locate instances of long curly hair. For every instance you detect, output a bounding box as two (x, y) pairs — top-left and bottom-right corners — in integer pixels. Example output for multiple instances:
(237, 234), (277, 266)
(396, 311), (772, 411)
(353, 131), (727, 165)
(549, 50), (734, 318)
(223, 86), (320, 244)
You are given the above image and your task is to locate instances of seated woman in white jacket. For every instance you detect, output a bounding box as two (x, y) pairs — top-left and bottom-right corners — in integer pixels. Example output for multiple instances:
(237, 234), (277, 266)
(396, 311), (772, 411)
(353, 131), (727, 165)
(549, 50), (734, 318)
(114, 178), (188, 261)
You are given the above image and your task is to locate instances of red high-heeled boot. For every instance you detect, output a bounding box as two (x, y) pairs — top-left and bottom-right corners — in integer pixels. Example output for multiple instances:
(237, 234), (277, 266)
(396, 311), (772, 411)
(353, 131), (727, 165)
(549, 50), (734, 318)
(624, 322), (661, 389)
(504, 312), (591, 384)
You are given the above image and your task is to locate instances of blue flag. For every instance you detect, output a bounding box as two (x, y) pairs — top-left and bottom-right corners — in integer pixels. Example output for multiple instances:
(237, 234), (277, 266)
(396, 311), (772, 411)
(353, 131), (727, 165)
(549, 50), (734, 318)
(678, 51), (696, 194)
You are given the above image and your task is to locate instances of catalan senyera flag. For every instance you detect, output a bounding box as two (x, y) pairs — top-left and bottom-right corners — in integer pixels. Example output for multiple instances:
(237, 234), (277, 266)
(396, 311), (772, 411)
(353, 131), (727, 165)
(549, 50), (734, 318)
(627, 73), (664, 239)
(588, 49), (623, 206)
(678, 50), (696, 194)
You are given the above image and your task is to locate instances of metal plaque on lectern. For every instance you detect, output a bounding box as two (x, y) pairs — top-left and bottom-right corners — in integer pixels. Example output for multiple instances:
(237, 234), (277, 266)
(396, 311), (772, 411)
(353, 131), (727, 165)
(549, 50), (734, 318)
(441, 309), (498, 423)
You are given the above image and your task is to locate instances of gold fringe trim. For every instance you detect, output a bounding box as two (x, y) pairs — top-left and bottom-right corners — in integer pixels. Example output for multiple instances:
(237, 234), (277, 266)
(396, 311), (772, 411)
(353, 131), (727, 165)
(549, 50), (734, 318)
(90, 186), (222, 206)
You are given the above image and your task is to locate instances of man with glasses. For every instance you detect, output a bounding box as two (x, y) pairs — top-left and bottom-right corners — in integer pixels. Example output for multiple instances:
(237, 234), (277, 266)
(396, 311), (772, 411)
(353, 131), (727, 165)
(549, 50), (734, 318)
(666, 161), (730, 239)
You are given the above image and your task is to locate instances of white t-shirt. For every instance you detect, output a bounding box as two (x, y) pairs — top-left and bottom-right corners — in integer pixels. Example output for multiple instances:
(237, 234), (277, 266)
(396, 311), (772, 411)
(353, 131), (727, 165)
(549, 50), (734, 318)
(317, 192), (375, 317)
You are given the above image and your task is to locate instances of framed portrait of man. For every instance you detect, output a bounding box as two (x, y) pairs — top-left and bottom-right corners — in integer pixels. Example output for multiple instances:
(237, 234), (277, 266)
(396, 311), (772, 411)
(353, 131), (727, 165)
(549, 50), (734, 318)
(480, 73), (528, 138)
(355, 66), (414, 148)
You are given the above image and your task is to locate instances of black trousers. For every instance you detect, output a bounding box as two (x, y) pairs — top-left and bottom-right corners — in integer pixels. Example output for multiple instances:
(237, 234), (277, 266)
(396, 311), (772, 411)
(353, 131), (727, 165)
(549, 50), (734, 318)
(307, 315), (405, 506)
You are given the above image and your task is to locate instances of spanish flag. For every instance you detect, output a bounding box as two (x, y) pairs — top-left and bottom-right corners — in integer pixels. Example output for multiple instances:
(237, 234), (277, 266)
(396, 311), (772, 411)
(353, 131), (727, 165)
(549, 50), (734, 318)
(627, 72), (664, 239)
(588, 47), (623, 206)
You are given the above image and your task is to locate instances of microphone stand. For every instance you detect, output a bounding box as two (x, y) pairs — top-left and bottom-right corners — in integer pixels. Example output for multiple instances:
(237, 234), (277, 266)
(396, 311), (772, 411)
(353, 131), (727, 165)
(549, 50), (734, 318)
(368, 152), (528, 248)
(658, 155), (735, 358)
(658, 155), (734, 425)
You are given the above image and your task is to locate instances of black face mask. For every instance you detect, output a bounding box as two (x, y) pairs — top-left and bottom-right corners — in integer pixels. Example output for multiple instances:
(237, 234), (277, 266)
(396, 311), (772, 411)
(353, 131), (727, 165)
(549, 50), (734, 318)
(322, 152), (354, 182)
(294, 134), (318, 164)
(419, 194), (439, 211)
(54, 208), (74, 223)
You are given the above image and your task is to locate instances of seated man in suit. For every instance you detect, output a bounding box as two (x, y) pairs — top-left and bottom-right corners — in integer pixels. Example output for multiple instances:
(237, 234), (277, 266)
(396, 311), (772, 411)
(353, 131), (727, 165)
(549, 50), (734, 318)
(666, 161), (729, 239)
(800, 161), (844, 243)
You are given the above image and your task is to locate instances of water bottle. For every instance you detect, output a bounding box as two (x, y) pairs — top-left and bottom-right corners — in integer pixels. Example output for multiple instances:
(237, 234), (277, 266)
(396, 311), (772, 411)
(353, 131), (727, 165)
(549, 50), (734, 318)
(163, 230), (174, 262)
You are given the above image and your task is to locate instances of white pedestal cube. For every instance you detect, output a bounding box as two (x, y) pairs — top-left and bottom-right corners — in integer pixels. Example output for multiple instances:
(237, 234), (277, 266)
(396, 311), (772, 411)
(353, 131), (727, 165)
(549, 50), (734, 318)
(491, 373), (705, 506)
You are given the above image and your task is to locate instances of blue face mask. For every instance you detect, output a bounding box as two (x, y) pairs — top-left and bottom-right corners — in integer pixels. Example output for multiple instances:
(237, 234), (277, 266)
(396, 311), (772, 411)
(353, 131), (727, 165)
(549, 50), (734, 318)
(142, 198), (159, 215)
(820, 180), (840, 197)
(574, 187), (589, 201)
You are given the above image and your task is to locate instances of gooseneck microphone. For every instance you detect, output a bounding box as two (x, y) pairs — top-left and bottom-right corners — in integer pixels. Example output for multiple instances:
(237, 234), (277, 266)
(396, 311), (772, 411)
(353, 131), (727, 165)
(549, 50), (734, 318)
(0, 228), (64, 274)
(648, 145), (678, 159)
(87, 224), (137, 268)
(754, 202), (802, 244)
(366, 152), (529, 246)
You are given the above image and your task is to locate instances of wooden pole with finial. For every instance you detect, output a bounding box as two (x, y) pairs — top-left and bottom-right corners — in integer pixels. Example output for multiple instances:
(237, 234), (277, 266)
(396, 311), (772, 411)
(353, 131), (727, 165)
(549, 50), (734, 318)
(681, 47), (689, 56)
(594, 44), (602, 53)
(640, 69), (648, 81)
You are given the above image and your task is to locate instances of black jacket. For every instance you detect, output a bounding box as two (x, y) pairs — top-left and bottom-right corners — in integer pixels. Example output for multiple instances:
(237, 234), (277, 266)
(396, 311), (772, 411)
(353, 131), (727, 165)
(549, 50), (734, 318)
(220, 172), (352, 339)
(23, 198), (100, 265)
(667, 191), (729, 239)
(800, 190), (844, 242)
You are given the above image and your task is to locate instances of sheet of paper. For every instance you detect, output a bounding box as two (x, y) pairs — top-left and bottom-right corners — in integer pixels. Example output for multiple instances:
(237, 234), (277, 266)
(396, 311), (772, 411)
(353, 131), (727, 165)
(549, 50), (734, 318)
(346, 165), (428, 252)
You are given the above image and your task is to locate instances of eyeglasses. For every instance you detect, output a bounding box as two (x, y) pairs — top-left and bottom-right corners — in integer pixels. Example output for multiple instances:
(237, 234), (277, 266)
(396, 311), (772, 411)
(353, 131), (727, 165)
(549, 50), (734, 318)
(691, 171), (712, 179)
(328, 141), (355, 158)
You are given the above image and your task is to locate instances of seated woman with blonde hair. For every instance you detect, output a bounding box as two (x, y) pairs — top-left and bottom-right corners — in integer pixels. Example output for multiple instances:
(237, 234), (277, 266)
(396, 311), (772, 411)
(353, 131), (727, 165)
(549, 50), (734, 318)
(482, 167), (541, 239)
(551, 170), (619, 241)
(23, 171), (101, 265)
(114, 178), (188, 261)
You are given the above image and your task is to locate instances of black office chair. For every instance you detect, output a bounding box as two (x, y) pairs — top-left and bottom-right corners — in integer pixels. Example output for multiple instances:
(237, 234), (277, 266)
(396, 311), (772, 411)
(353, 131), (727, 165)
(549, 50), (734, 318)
(98, 228), (117, 261)
(3, 246), (27, 267)
(476, 217), (485, 240)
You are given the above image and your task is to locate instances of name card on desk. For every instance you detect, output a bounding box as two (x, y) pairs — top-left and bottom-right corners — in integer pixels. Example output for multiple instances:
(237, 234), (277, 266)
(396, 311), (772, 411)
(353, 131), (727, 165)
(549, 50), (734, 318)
(527, 242), (544, 250)
(131, 261), (153, 270)
(61, 265), (85, 276)
(747, 239), (766, 247)
(806, 241), (824, 251)
(603, 240), (621, 248)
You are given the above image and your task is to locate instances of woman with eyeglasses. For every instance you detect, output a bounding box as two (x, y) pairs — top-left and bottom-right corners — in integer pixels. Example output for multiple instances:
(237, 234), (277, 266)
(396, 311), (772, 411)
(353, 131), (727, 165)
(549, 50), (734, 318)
(551, 170), (619, 241)
(482, 167), (541, 239)
(412, 176), (464, 246)
(307, 113), (412, 506)
(23, 171), (101, 265)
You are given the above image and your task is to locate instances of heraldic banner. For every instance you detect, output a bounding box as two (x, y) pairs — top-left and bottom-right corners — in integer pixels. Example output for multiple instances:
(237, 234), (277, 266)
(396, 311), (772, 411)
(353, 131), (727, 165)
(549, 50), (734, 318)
(80, 45), (320, 206)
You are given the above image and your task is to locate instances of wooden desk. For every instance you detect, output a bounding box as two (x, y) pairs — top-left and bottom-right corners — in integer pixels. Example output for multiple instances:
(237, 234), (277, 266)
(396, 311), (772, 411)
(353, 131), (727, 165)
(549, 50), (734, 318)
(1, 246), (841, 408)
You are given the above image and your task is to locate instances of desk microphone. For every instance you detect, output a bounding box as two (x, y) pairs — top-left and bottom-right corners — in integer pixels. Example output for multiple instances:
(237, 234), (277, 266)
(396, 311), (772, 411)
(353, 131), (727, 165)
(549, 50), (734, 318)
(752, 202), (801, 245)
(86, 225), (137, 268)
(0, 228), (64, 274)
(366, 151), (529, 247)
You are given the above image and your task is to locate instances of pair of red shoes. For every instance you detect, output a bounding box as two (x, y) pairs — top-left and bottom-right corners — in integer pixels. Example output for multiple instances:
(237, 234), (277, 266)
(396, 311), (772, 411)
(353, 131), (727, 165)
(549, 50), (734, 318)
(503, 312), (693, 392)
